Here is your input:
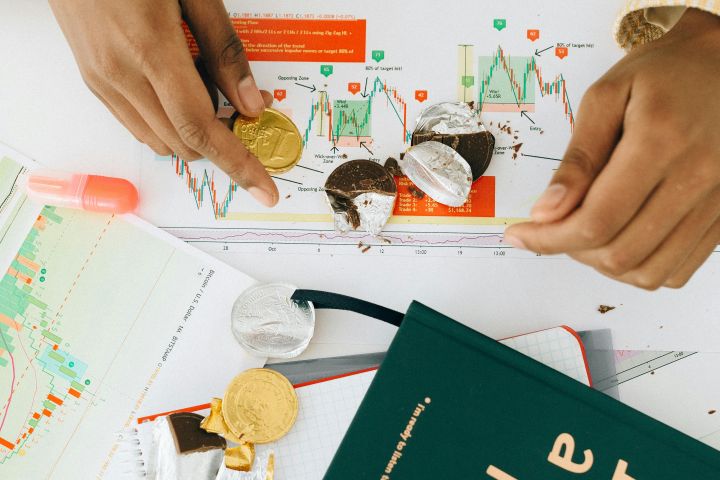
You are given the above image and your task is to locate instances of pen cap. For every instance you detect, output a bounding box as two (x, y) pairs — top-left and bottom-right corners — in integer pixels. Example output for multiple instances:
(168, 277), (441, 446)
(27, 171), (139, 214)
(26, 171), (86, 210)
(82, 175), (138, 213)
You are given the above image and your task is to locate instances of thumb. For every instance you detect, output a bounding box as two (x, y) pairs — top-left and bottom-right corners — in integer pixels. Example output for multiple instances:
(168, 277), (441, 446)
(182, 0), (266, 117)
(531, 78), (629, 223)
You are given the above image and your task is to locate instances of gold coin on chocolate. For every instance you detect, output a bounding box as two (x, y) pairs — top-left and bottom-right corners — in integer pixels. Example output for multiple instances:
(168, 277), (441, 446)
(232, 108), (303, 173)
(222, 368), (298, 444)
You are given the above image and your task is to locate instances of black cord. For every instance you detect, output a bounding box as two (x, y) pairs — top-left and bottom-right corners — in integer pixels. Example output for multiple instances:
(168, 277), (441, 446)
(291, 289), (405, 327)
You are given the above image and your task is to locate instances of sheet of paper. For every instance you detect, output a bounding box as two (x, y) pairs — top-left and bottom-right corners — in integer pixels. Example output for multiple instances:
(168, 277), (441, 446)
(0, 145), (264, 479)
(611, 352), (720, 451)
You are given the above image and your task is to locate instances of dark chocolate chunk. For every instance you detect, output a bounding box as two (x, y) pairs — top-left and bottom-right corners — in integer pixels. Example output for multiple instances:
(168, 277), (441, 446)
(412, 130), (495, 181)
(167, 412), (227, 455)
(384, 157), (403, 177)
(325, 160), (396, 232)
(325, 160), (396, 196)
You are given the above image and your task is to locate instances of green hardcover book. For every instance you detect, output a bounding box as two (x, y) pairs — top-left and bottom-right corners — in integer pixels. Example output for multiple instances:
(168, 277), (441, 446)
(325, 301), (720, 479)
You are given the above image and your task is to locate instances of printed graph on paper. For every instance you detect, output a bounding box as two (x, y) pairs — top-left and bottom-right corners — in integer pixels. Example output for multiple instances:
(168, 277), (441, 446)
(0, 150), (262, 478)
(137, 0), (626, 258)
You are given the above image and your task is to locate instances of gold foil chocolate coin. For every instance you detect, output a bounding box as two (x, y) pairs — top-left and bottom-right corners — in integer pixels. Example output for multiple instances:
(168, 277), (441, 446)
(233, 108), (303, 173)
(222, 368), (298, 444)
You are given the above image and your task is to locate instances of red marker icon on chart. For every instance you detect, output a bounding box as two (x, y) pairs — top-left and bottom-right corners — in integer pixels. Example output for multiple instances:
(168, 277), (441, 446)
(415, 90), (428, 102)
(348, 83), (361, 95)
(527, 29), (540, 42)
(274, 89), (287, 102)
(555, 47), (568, 59)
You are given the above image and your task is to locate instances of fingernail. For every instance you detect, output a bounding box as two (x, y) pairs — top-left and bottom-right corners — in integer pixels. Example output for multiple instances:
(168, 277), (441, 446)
(531, 184), (566, 219)
(248, 186), (276, 207)
(504, 234), (527, 250)
(237, 77), (265, 116)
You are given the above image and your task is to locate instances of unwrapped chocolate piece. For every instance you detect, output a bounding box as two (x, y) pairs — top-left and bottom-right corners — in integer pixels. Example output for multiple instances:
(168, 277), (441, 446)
(412, 102), (495, 180)
(168, 412), (227, 455)
(149, 415), (225, 480)
(325, 160), (397, 235)
(384, 157), (403, 177)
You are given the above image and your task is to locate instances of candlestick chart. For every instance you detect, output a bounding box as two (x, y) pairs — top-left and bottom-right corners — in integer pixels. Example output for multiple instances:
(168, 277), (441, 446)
(302, 76), (412, 147)
(0, 207), (92, 462)
(0, 197), (204, 477)
(474, 46), (575, 129)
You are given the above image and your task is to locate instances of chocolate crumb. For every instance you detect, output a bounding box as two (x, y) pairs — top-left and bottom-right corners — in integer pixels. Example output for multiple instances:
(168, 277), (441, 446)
(285, 194), (292, 199)
(650, 371), (655, 375)
(408, 185), (426, 200)
(340, 153), (348, 159)
(598, 305), (616, 314)
(709, 410), (717, 415)
(361, 245), (371, 253)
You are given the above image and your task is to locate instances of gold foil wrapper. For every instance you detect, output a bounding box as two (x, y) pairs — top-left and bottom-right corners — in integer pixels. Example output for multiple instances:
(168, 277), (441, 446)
(199, 398), (244, 444)
(224, 443), (256, 472)
(222, 368), (299, 444)
(265, 452), (275, 480)
(233, 108), (303, 174)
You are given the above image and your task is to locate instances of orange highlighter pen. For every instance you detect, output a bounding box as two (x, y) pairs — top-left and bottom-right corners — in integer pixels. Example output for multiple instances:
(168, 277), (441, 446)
(26, 171), (139, 214)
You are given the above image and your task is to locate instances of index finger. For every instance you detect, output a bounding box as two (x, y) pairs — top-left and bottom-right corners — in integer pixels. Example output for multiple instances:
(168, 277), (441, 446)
(144, 33), (278, 207)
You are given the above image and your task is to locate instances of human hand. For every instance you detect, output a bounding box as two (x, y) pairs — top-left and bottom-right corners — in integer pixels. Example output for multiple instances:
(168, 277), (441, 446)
(504, 8), (720, 290)
(49, 0), (278, 207)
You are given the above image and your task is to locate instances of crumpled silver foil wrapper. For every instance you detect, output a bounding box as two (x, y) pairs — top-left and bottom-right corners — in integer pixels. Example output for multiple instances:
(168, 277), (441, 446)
(414, 102), (485, 135)
(148, 416), (224, 480)
(331, 192), (396, 236)
(215, 449), (275, 480)
(399, 141), (472, 207)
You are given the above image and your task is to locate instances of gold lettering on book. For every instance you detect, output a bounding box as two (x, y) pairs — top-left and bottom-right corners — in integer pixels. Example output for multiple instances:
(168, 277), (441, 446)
(547, 433), (594, 473)
(379, 397), (431, 479)
(486, 465), (519, 480)
(612, 460), (636, 480)
(485, 432), (634, 479)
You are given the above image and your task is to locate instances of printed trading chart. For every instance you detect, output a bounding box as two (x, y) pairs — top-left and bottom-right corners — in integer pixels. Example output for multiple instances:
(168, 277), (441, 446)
(138, 0), (626, 258)
(0, 152), (262, 478)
